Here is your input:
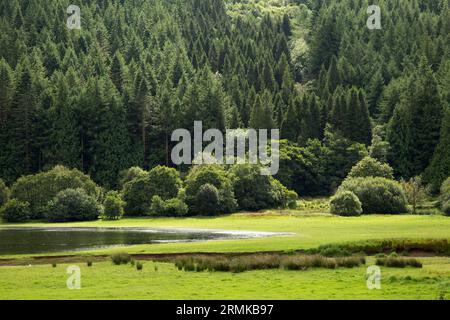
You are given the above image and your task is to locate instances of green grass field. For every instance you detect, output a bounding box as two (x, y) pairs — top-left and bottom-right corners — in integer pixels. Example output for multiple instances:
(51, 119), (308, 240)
(0, 257), (449, 299)
(1, 211), (450, 299)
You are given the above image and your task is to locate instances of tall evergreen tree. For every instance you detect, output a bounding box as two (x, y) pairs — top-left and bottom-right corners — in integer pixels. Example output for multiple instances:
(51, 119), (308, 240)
(423, 106), (450, 192)
(387, 58), (443, 178)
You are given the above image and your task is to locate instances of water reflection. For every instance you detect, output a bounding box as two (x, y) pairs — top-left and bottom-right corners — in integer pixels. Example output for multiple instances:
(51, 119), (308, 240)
(0, 227), (253, 255)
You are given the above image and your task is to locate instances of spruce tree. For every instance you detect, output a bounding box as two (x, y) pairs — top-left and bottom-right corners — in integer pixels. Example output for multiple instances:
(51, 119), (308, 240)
(388, 58), (443, 178)
(423, 106), (450, 192)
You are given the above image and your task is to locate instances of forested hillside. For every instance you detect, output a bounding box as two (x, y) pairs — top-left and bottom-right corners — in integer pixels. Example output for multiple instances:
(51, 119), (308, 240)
(0, 0), (449, 195)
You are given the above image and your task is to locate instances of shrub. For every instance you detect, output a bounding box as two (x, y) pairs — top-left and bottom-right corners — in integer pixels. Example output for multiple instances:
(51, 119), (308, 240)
(118, 167), (148, 189)
(87, 260), (93, 267)
(316, 239), (450, 256)
(441, 177), (450, 201)
(102, 191), (124, 220)
(442, 200), (450, 216)
(330, 191), (362, 216)
(229, 164), (296, 211)
(185, 165), (237, 214)
(194, 184), (220, 215)
(111, 253), (131, 265)
(149, 195), (188, 216)
(270, 179), (298, 209)
(0, 178), (9, 208)
(375, 257), (422, 268)
(0, 199), (31, 222)
(338, 177), (408, 214)
(122, 166), (182, 216)
(173, 254), (365, 273)
(45, 189), (103, 222)
(136, 261), (143, 271)
(441, 178), (450, 214)
(347, 156), (394, 179)
(10, 166), (101, 219)
(319, 246), (351, 257)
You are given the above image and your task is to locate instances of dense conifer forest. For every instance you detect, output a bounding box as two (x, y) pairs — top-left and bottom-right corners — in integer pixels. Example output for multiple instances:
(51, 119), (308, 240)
(0, 0), (449, 196)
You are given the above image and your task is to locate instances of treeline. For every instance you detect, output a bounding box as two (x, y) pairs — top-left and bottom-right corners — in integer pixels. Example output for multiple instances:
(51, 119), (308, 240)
(0, 164), (298, 222)
(0, 0), (449, 197)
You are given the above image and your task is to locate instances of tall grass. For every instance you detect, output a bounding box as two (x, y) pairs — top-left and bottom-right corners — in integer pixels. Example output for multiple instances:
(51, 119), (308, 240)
(111, 253), (132, 265)
(375, 257), (422, 268)
(174, 254), (366, 273)
(316, 239), (450, 256)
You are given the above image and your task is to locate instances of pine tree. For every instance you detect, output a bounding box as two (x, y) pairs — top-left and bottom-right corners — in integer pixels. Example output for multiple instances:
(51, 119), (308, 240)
(249, 95), (264, 129)
(229, 105), (242, 129)
(281, 101), (299, 141)
(326, 56), (341, 93)
(5, 64), (39, 180)
(423, 106), (450, 192)
(281, 14), (292, 37)
(367, 69), (384, 116)
(388, 58), (443, 178)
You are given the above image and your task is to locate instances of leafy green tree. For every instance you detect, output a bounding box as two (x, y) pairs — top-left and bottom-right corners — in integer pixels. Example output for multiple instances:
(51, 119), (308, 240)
(122, 166), (182, 216)
(0, 178), (10, 208)
(102, 191), (125, 220)
(0, 199), (31, 223)
(10, 166), (101, 219)
(45, 189), (103, 222)
(330, 191), (362, 216)
(347, 157), (394, 180)
(339, 177), (408, 214)
(185, 165), (237, 214)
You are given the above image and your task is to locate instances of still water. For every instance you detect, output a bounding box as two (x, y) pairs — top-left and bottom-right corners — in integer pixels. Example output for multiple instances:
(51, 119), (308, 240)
(0, 227), (278, 255)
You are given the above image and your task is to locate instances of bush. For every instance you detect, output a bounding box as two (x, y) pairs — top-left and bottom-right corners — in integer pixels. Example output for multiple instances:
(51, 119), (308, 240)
(338, 177), (408, 214)
(150, 195), (188, 216)
(45, 189), (103, 222)
(118, 166), (148, 188)
(111, 253), (131, 265)
(0, 178), (9, 208)
(10, 166), (101, 219)
(441, 177), (450, 200)
(270, 179), (299, 209)
(375, 257), (422, 268)
(122, 166), (182, 216)
(229, 164), (296, 211)
(316, 239), (450, 256)
(347, 157), (394, 179)
(102, 191), (124, 220)
(442, 200), (450, 216)
(173, 254), (365, 273)
(136, 261), (143, 270)
(194, 184), (220, 216)
(330, 191), (362, 216)
(185, 165), (237, 214)
(0, 199), (31, 222)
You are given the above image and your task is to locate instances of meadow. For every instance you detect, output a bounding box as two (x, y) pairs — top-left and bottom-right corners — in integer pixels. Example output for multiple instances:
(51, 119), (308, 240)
(0, 257), (449, 300)
(1, 209), (450, 299)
